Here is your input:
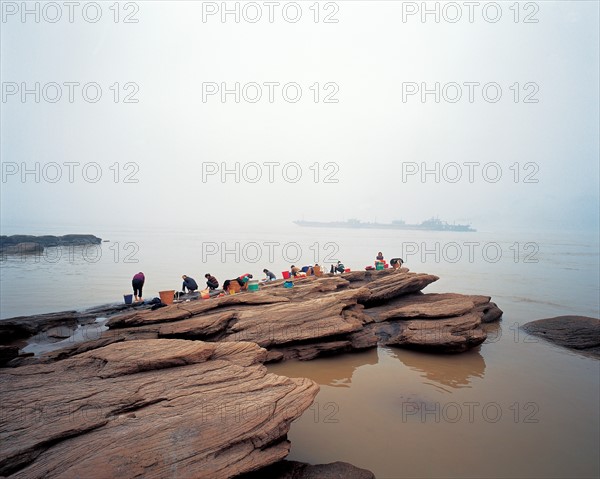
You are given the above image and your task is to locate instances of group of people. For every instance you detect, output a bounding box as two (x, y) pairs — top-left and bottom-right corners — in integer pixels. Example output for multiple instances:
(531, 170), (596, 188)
(181, 274), (220, 292)
(130, 255), (404, 302)
(289, 264), (323, 277)
(130, 272), (220, 302)
(375, 252), (404, 270)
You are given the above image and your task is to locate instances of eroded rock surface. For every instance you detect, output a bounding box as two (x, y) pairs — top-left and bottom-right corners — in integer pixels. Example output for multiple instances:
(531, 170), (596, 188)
(0, 339), (319, 478)
(96, 272), (499, 358)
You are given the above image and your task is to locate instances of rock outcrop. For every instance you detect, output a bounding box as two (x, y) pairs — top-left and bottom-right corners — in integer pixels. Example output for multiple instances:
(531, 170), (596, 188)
(362, 292), (498, 353)
(237, 460), (375, 479)
(0, 234), (102, 255)
(522, 316), (600, 358)
(0, 339), (319, 478)
(2, 270), (502, 365)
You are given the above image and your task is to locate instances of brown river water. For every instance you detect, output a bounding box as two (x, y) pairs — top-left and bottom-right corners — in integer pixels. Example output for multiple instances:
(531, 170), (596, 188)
(269, 320), (600, 479)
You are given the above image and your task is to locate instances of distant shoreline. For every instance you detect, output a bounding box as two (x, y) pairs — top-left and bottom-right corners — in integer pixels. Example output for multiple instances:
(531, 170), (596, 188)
(0, 234), (102, 255)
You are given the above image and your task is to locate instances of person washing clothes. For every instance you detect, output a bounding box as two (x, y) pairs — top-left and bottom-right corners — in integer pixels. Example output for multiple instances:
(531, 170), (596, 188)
(132, 272), (145, 302)
(263, 269), (276, 281)
(182, 275), (198, 293)
(330, 261), (345, 274)
(204, 273), (219, 290)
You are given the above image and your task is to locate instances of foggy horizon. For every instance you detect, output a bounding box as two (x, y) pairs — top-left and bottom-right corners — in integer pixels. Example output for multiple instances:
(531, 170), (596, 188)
(1, 1), (599, 234)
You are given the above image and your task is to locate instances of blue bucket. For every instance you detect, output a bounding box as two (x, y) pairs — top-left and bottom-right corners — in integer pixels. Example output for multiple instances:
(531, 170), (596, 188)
(283, 281), (294, 288)
(124, 294), (133, 304)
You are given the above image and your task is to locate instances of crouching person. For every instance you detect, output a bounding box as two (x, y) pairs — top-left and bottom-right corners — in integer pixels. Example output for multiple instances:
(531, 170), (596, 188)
(205, 273), (219, 290)
(182, 275), (198, 293)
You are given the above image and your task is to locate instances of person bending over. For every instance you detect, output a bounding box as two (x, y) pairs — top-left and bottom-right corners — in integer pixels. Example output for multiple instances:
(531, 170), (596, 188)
(132, 272), (145, 302)
(263, 269), (276, 281)
(237, 273), (253, 288)
(390, 258), (404, 270)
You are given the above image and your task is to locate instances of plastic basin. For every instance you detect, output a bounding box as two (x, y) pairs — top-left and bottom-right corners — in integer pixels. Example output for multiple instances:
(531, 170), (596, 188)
(159, 290), (175, 305)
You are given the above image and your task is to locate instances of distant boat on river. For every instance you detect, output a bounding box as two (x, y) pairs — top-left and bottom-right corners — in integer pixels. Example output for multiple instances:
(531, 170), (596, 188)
(293, 218), (476, 232)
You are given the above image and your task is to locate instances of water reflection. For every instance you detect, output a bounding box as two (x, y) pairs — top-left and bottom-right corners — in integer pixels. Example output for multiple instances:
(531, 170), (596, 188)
(268, 348), (379, 387)
(22, 317), (109, 356)
(383, 346), (486, 391)
(482, 320), (501, 343)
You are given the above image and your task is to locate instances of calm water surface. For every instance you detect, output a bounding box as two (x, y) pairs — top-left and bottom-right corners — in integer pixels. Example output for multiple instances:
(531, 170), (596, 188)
(270, 317), (599, 478)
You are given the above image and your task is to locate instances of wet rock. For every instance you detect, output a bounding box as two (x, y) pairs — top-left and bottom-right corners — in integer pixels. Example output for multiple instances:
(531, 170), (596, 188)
(522, 316), (600, 358)
(0, 311), (80, 344)
(0, 339), (319, 478)
(0, 345), (19, 365)
(476, 301), (503, 323)
(237, 460), (375, 479)
(0, 302), (150, 346)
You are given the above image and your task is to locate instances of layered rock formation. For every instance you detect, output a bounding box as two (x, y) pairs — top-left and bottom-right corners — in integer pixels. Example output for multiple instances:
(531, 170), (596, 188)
(3, 270), (502, 365)
(522, 315), (600, 358)
(0, 339), (319, 478)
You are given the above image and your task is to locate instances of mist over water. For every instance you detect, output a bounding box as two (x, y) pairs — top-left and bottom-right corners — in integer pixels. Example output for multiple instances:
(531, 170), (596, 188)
(1, 1), (599, 477)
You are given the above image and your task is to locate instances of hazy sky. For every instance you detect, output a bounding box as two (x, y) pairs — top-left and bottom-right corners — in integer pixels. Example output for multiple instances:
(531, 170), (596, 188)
(1, 1), (598, 234)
